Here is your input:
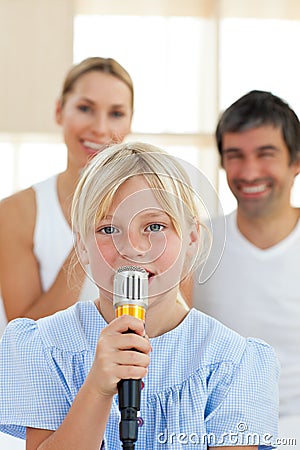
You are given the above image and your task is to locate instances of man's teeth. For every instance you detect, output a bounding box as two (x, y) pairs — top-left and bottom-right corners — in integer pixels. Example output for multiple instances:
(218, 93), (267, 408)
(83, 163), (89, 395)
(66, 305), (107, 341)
(83, 140), (105, 151)
(242, 185), (267, 194)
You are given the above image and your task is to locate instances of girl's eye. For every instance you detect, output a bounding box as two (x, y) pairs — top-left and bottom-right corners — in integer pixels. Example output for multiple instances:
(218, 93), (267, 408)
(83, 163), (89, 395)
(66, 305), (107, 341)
(98, 226), (118, 235)
(146, 223), (165, 232)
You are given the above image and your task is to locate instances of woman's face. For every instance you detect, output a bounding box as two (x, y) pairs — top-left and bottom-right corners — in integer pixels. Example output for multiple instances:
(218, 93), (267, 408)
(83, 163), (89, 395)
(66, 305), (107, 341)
(80, 176), (198, 304)
(56, 71), (133, 170)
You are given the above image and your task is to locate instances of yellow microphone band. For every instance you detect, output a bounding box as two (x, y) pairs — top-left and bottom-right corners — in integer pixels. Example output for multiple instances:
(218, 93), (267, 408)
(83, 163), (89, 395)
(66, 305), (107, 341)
(115, 305), (146, 321)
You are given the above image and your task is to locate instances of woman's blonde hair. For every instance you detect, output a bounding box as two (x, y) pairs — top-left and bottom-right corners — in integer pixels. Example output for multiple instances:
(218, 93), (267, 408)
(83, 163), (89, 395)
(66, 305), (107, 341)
(60, 57), (134, 109)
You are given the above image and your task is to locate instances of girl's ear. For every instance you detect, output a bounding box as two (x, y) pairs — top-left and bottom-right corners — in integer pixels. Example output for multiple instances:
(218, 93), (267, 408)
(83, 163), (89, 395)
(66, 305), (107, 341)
(76, 233), (89, 265)
(186, 220), (200, 257)
(55, 99), (63, 125)
(181, 220), (200, 290)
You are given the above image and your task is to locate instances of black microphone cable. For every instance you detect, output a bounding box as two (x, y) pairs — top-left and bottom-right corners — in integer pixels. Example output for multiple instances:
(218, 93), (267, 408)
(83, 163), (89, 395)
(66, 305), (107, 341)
(113, 266), (148, 450)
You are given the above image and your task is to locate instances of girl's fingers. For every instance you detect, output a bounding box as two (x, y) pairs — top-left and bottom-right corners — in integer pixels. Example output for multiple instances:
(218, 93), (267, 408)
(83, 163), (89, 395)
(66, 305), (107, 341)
(103, 315), (146, 337)
(98, 315), (152, 355)
(115, 349), (150, 368)
(91, 315), (152, 395)
(116, 365), (148, 381)
(110, 333), (152, 353)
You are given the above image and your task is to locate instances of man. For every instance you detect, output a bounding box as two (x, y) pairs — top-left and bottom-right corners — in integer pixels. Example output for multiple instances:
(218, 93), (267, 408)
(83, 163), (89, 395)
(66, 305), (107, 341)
(193, 90), (300, 446)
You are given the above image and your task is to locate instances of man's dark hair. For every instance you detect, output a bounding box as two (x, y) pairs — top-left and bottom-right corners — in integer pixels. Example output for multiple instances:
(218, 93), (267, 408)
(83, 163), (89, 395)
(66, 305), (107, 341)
(216, 90), (300, 165)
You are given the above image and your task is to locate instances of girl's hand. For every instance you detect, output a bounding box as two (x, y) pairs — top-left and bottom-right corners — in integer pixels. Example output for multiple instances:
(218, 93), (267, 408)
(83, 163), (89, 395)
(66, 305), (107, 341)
(86, 315), (152, 398)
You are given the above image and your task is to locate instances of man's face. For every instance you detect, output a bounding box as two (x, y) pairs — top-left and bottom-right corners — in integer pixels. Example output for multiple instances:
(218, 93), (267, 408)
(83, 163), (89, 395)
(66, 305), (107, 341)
(222, 125), (300, 218)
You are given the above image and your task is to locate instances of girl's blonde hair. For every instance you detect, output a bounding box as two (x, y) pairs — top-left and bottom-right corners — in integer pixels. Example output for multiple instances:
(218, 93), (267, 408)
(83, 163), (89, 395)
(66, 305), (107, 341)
(60, 57), (134, 109)
(72, 142), (205, 274)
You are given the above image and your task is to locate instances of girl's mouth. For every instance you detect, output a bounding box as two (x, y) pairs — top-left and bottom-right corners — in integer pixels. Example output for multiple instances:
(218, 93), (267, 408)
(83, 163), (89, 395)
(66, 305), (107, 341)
(146, 269), (155, 280)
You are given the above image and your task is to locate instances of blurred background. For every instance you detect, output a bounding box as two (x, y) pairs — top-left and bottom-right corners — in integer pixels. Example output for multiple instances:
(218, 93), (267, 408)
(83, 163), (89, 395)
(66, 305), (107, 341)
(0, 1), (300, 448)
(1, 0), (300, 214)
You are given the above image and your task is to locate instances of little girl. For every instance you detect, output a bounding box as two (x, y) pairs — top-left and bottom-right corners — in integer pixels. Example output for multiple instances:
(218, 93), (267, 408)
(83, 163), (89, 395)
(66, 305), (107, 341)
(0, 142), (279, 449)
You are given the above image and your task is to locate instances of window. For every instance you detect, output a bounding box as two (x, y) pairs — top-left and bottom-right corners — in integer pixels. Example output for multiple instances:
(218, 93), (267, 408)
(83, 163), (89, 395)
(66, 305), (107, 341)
(220, 18), (300, 118)
(0, 139), (66, 198)
(219, 17), (300, 209)
(2, 6), (300, 210)
(74, 14), (216, 134)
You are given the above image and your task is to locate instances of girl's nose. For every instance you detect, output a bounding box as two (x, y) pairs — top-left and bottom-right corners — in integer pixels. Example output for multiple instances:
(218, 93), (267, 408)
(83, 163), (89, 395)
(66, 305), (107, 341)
(117, 231), (151, 261)
(122, 232), (151, 257)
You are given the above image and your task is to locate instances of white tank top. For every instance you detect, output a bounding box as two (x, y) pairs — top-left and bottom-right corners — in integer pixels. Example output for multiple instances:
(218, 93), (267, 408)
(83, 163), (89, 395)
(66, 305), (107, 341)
(33, 175), (98, 299)
(33, 175), (73, 290)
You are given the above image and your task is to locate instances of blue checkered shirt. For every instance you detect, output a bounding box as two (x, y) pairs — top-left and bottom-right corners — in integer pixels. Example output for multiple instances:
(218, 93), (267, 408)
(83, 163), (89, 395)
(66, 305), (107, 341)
(0, 303), (279, 449)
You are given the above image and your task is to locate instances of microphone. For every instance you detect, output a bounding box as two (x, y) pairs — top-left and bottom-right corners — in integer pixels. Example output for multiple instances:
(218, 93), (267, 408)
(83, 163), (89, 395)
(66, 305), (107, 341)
(113, 266), (148, 450)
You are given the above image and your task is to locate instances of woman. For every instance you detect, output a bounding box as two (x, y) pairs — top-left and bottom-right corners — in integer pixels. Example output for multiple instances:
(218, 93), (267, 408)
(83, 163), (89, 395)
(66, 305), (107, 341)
(0, 57), (133, 332)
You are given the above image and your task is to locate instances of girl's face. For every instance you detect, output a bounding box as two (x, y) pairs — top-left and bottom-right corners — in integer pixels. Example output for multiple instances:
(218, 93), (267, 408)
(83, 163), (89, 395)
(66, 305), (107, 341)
(79, 176), (198, 304)
(56, 71), (132, 170)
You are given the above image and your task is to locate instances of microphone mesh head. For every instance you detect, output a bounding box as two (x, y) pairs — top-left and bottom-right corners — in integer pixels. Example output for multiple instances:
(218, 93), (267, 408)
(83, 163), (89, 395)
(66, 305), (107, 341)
(113, 266), (148, 310)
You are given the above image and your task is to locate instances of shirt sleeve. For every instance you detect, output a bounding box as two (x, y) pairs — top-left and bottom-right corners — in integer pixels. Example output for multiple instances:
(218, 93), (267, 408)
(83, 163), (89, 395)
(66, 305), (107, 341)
(0, 318), (74, 439)
(205, 338), (280, 449)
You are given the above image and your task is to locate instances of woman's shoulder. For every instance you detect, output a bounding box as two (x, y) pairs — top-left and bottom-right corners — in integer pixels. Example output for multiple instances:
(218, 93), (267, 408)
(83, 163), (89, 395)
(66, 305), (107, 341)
(0, 186), (35, 219)
(0, 187), (36, 243)
(0, 175), (61, 241)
